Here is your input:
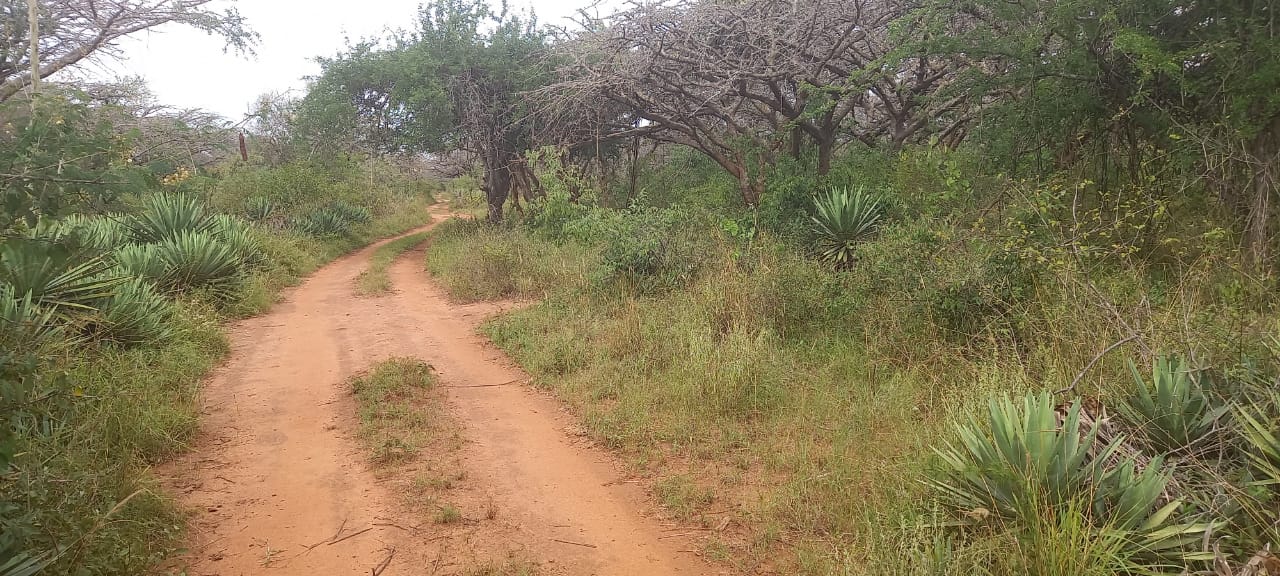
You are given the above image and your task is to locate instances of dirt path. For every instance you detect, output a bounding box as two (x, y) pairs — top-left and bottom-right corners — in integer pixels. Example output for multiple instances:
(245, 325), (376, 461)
(162, 207), (717, 576)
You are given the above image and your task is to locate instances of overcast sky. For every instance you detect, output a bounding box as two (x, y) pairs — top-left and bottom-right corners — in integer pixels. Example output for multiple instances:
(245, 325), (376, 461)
(93, 0), (596, 120)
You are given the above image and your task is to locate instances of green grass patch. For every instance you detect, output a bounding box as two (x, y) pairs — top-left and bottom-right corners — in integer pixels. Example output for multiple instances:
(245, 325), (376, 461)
(349, 358), (439, 467)
(356, 231), (431, 296)
(425, 219), (593, 302)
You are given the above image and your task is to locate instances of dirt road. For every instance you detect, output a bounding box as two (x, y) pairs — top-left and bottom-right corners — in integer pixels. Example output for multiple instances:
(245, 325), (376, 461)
(163, 209), (716, 575)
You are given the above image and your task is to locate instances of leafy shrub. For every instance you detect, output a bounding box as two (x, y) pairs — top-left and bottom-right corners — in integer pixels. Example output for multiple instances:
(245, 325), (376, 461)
(809, 186), (885, 268)
(89, 277), (174, 344)
(1118, 357), (1227, 454)
(111, 244), (169, 285)
(127, 193), (216, 243)
(930, 391), (1211, 565)
(153, 231), (242, 292)
(926, 249), (1035, 343)
(293, 207), (352, 237)
(0, 238), (118, 316)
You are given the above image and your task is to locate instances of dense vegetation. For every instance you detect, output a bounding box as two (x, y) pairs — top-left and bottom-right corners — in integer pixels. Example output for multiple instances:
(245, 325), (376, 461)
(0, 11), (434, 569)
(312, 0), (1280, 572)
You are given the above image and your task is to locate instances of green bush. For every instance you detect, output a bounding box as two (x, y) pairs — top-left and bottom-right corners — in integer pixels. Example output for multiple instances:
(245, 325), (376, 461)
(809, 186), (885, 268)
(111, 244), (169, 285)
(127, 193), (216, 243)
(89, 277), (174, 344)
(293, 207), (353, 237)
(1118, 357), (1227, 454)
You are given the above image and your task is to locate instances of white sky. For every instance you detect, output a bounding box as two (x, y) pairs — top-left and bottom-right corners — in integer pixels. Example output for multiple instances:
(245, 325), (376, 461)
(90, 0), (597, 120)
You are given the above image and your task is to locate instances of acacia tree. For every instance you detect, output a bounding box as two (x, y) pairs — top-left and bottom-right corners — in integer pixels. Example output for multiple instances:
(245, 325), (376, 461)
(907, 0), (1280, 265)
(0, 0), (255, 102)
(555, 0), (964, 206)
(304, 0), (550, 222)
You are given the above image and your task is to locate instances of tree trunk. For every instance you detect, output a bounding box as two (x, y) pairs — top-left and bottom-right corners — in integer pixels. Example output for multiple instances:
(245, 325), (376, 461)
(817, 136), (834, 176)
(483, 158), (511, 224)
(1245, 119), (1280, 267)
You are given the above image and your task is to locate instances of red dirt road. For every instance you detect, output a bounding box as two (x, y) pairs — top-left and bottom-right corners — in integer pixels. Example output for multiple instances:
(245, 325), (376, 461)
(162, 209), (717, 575)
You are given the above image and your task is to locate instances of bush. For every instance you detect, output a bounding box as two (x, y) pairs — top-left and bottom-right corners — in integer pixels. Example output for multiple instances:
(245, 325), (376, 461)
(809, 186), (885, 268)
(89, 277), (174, 344)
(127, 193), (216, 243)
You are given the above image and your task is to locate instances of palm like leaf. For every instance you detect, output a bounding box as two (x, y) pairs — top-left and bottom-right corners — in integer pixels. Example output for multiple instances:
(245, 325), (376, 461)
(0, 239), (121, 316)
(127, 193), (216, 243)
(809, 186), (884, 267)
(1118, 357), (1227, 454)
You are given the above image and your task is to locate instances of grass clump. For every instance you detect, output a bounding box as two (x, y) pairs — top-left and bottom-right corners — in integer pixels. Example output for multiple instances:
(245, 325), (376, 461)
(349, 358), (437, 466)
(356, 231), (431, 296)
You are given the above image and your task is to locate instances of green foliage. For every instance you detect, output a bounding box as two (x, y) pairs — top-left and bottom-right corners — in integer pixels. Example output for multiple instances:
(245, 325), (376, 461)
(809, 186), (885, 268)
(242, 196), (275, 221)
(930, 391), (1212, 566)
(111, 244), (169, 284)
(0, 238), (120, 318)
(0, 285), (62, 352)
(293, 207), (354, 237)
(153, 231), (243, 292)
(1237, 389), (1280, 488)
(89, 277), (174, 344)
(1118, 357), (1228, 454)
(51, 214), (131, 254)
(0, 96), (140, 230)
(126, 193), (217, 243)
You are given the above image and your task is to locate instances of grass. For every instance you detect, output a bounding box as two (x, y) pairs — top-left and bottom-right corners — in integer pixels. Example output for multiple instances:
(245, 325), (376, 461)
(349, 358), (438, 466)
(356, 230), (432, 296)
(1, 193), (435, 575)
(423, 199), (1278, 574)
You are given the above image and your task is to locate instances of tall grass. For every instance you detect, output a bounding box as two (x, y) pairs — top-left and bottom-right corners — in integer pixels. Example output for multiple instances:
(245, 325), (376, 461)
(423, 155), (1277, 574)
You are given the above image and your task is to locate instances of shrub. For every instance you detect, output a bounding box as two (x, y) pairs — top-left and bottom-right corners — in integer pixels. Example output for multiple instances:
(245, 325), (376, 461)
(1118, 357), (1228, 454)
(210, 215), (264, 267)
(153, 231), (242, 292)
(127, 193), (216, 243)
(930, 391), (1212, 565)
(809, 186), (885, 268)
(52, 214), (131, 253)
(0, 238), (118, 316)
(89, 277), (174, 344)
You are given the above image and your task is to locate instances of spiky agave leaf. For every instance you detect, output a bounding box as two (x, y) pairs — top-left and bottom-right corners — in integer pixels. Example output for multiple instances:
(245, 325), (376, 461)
(89, 276), (174, 344)
(0, 238), (121, 317)
(112, 244), (171, 285)
(1237, 390), (1280, 487)
(0, 284), (64, 351)
(293, 208), (352, 237)
(127, 193), (217, 243)
(1118, 356), (1228, 454)
(210, 214), (264, 266)
(155, 230), (243, 292)
(809, 186), (884, 268)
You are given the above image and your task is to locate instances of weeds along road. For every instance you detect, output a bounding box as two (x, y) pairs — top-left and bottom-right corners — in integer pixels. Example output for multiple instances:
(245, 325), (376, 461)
(161, 206), (716, 576)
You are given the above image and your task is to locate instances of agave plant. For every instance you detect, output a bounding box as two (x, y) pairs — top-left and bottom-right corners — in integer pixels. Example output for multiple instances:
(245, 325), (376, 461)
(155, 230), (242, 291)
(327, 201), (371, 224)
(809, 186), (885, 268)
(89, 276), (174, 344)
(1118, 357), (1228, 454)
(50, 214), (131, 253)
(293, 208), (351, 237)
(210, 214), (264, 266)
(931, 392), (1114, 517)
(931, 391), (1214, 564)
(1237, 390), (1280, 487)
(243, 196), (276, 221)
(0, 238), (120, 316)
(127, 193), (216, 243)
(0, 284), (64, 351)
(112, 244), (171, 285)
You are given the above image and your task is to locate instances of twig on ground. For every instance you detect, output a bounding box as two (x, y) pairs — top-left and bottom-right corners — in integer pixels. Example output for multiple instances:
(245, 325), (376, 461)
(551, 538), (597, 548)
(372, 547), (397, 576)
